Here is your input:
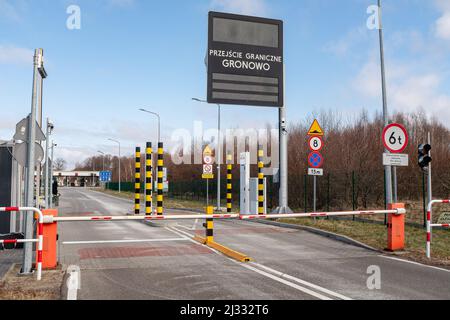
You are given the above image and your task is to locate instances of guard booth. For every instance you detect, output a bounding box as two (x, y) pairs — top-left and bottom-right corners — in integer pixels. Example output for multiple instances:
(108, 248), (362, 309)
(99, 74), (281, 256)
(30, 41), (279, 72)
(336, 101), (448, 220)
(0, 141), (24, 235)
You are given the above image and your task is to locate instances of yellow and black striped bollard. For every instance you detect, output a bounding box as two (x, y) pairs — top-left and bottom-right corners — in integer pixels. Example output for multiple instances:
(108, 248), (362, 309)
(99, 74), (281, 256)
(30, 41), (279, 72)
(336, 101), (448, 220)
(157, 142), (164, 215)
(226, 154), (232, 213)
(206, 206), (214, 243)
(145, 142), (153, 216)
(135, 147), (141, 215)
(258, 146), (264, 215)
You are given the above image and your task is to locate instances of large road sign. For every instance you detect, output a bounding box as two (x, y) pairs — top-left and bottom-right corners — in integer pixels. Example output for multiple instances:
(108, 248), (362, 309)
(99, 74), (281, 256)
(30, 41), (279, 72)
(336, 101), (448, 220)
(309, 136), (323, 152)
(207, 12), (284, 107)
(382, 123), (408, 153)
(308, 152), (323, 169)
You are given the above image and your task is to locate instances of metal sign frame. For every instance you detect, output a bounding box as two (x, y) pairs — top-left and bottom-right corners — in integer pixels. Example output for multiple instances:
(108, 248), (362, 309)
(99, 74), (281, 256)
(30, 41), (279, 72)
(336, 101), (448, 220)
(207, 11), (284, 107)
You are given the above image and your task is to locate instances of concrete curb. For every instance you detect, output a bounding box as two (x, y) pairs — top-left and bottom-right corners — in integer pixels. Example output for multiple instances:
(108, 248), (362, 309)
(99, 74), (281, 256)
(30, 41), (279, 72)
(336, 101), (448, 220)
(249, 219), (382, 253)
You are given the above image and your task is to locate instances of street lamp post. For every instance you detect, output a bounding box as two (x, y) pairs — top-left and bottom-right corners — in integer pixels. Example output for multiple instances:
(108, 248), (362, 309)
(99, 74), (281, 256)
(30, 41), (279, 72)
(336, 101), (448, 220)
(139, 108), (162, 206)
(138, 108), (161, 144)
(192, 98), (222, 212)
(97, 151), (106, 171)
(108, 138), (121, 193)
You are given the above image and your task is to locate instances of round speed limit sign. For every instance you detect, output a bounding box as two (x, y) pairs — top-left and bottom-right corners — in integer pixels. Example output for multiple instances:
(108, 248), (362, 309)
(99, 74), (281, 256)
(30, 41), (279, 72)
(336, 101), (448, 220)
(382, 123), (408, 153)
(309, 136), (323, 152)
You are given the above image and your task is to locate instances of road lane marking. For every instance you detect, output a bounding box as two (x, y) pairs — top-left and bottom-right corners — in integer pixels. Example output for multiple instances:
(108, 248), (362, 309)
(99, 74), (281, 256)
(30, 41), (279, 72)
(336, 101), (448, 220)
(377, 255), (450, 273)
(249, 262), (352, 300)
(62, 238), (189, 245)
(66, 265), (81, 300)
(167, 225), (347, 300)
(238, 262), (332, 300)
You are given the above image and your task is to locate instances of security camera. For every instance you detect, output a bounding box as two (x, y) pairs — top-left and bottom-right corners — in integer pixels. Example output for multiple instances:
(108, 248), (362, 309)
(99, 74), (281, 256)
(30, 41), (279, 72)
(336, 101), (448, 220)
(47, 119), (54, 130)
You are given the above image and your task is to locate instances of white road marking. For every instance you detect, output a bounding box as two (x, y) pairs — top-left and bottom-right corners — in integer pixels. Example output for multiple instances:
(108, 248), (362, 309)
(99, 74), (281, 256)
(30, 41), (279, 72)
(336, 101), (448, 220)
(164, 226), (202, 245)
(66, 265), (81, 300)
(167, 225), (346, 300)
(378, 255), (450, 273)
(238, 262), (332, 300)
(62, 238), (189, 245)
(249, 262), (352, 300)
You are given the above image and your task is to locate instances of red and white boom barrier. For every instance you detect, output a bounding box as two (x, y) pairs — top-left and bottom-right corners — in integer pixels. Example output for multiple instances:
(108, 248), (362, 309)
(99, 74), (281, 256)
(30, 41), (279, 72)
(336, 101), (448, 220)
(240, 208), (405, 220)
(426, 200), (450, 259)
(0, 207), (44, 281)
(42, 208), (405, 223)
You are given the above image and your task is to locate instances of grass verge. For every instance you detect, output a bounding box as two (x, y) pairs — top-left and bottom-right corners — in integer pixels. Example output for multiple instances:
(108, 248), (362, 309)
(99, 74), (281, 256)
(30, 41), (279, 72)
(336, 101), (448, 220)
(278, 218), (450, 267)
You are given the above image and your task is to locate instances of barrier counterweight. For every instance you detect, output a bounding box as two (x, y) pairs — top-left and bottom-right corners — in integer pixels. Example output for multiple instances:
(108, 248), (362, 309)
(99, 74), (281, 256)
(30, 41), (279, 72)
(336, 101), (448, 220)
(135, 147), (141, 215)
(157, 142), (164, 215)
(227, 154), (232, 214)
(0, 207), (44, 281)
(145, 142), (153, 216)
(258, 147), (264, 215)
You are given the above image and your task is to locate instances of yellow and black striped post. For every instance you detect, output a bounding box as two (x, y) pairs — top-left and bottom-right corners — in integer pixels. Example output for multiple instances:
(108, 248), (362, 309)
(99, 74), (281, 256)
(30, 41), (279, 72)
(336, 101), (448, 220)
(134, 147), (141, 215)
(206, 206), (214, 243)
(157, 142), (164, 215)
(145, 142), (153, 216)
(226, 154), (232, 213)
(258, 146), (264, 215)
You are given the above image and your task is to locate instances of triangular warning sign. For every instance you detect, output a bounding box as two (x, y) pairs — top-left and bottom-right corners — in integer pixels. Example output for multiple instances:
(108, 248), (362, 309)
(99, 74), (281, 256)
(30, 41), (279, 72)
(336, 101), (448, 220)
(307, 119), (324, 136)
(203, 146), (213, 156)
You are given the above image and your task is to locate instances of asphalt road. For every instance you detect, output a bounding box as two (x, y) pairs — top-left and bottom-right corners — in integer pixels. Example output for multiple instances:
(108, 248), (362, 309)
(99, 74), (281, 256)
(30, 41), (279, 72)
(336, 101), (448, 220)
(57, 187), (450, 300)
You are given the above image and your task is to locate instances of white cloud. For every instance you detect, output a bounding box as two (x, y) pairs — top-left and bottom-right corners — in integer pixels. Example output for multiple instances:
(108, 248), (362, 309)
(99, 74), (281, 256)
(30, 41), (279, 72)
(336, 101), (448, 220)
(434, 0), (450, 40)
(0, 45), (33, 65)
(435, 12), (450, 40)
(353, 55), (450, 120)
(210, 0), (268, 16)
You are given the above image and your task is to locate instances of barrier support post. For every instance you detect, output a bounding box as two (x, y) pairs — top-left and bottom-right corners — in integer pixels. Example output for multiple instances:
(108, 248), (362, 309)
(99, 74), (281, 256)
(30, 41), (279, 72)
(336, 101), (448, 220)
(387, 203), (405, 251)
(227, 154), (232, 214)
(145, 142), (153, 215)
(135, 147), (141, 215)
(206, 206), (214, 243)
(36, 209), (58, 269)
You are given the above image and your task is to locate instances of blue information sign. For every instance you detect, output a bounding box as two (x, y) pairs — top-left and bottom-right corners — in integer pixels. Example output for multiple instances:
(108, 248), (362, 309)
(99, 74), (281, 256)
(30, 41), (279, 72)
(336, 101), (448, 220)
(100, 171), (112, 182)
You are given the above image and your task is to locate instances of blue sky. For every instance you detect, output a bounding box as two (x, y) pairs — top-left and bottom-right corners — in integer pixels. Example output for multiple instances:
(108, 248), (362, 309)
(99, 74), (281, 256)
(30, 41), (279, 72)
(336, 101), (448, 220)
(1, 0), (449, 169)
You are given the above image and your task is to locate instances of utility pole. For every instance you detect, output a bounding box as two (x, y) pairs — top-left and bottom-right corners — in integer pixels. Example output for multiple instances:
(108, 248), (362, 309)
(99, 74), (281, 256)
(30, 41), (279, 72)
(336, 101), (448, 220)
(273, 65), (292, 214)
(22, 49), (42, 275)
(216, 103), (222, 212)
(378, 0), (393, 210)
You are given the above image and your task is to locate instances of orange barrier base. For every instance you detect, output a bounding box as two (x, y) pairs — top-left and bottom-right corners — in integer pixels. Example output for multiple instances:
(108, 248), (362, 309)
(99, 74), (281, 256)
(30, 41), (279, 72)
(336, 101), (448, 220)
(386, 203), (405, 251)
(36, 209), (59, 269)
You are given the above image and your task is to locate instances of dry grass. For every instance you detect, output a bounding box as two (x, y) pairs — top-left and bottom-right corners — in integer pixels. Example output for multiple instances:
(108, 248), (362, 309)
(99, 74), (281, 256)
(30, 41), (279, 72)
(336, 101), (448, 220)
(0, 265), (65, 300)
(279, 217), (450, 267)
